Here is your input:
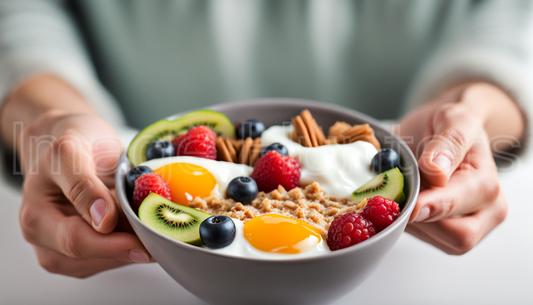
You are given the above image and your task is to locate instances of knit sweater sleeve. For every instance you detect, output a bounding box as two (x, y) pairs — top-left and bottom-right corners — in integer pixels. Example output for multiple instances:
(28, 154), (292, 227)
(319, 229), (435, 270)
(0, 0), (126, 129)
(0, 0), (134, 189)
(405, 0), (533, 159)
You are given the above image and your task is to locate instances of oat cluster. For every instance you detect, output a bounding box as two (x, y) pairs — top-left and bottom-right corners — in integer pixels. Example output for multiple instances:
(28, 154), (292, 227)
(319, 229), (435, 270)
(189, 182), (367, 238)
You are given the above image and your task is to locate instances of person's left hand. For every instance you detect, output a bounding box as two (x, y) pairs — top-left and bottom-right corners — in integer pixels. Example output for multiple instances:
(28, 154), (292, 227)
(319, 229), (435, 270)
(396, 82), (523, 254)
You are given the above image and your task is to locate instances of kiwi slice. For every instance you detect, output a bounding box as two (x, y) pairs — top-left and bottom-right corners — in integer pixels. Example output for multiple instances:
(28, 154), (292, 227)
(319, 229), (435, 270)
(127, 110), (236, 166)
(138, 193), (211, 246)
(352, 167), (406, 204)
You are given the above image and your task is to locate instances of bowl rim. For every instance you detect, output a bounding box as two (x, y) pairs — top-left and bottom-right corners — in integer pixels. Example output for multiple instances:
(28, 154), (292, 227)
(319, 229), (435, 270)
(115, 98), (420, 263)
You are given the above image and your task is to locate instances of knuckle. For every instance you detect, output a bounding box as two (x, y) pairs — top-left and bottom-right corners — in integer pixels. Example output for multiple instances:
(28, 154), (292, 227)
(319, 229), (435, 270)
(482, 178), (501, 201)
(461, 83), (491, 100)
(36, 253), (93, 278)
(440, 127), (469, 151)
(452, 229), (477, 255)
(21, 124), (38, 142)
(37, 257), (61, 275)
(442, 197), (457, 216)
(36, 253), (63, 275)
(436, 104), (465, 123)
(40, 109), (68, 122)
(437, 103), (472, 123)
(67, 178), (94, 207)
(50, 133), (80, 157)
(19, 205), (39, 244)
(493, 197), (508, 225)
(36, 249), (95, 278)
(59, 218), (84, 258)
(22, 111), (63, 138)
(427, 197), (456, 219)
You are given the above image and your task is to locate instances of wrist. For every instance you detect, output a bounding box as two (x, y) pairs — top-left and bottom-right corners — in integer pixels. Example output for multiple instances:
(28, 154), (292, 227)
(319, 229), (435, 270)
(458, 82), (508, 122)
(456, 82), (525, 151)
(0, 74), (96, 149)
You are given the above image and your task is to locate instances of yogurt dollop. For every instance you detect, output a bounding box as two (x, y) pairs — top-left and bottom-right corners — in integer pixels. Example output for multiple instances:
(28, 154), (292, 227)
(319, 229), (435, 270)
(261, 125), (377, 199)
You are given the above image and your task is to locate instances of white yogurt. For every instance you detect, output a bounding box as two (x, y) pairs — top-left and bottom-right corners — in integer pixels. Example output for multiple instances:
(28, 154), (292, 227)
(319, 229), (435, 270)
(261, 125), (377, 198)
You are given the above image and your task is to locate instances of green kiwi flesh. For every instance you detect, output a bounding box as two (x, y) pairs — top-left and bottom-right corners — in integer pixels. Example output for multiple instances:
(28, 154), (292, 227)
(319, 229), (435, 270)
(138, 193), (210, 246)
(127, 110), (236, 166)
(352, 167), (406, 204)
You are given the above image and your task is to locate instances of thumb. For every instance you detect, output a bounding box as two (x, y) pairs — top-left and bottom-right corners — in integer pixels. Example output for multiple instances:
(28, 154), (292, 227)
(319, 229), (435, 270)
(418, 104), (482, 187)
(46, 132), (119, 234)
(45, 115), (123, 234)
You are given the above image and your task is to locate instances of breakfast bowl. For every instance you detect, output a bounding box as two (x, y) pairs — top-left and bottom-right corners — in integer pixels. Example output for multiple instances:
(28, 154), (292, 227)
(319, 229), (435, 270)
(115, 99), (420, 305)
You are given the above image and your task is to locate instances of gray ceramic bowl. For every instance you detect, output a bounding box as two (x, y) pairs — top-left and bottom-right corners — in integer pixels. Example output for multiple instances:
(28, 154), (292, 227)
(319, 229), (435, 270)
(116, 99), (420, 305)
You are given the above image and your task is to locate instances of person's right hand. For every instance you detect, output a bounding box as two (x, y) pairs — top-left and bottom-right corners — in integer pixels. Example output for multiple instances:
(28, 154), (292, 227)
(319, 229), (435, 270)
(18, 110), (152, 278)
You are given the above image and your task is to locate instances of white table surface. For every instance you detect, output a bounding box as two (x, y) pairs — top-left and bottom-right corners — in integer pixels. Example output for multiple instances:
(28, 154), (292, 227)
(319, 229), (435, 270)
(1, 161), (532, 305)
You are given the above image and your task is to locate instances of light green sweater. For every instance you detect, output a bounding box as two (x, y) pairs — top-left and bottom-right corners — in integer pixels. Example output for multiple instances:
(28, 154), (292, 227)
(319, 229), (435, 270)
(0, 0), (532, 133)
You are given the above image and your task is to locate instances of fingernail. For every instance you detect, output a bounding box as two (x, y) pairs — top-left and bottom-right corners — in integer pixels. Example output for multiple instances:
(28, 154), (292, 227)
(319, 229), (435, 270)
(129, 250), (150, 263)
(90, 199), (107, 227)
(415, 206), (431, 222)
(432, 154), (452, 175)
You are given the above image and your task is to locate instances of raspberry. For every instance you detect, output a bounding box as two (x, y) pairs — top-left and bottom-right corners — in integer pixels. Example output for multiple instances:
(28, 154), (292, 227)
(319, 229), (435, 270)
(171, 134), (186, 149)
(250, 151), (300, 192)
(361, 196), (400, 232)
(327, 212), (376, 251)
(172, 126), (216, 160)
(132, 173), (172, 213)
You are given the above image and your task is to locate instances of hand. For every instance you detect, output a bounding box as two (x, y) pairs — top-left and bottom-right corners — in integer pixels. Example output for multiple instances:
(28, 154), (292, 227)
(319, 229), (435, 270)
(18, 111), (152, 278)
(397, 83), (523, 254)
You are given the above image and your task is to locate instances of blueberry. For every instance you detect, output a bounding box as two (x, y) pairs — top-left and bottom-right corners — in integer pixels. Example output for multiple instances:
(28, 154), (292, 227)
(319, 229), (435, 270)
(146, 140), (175, 160)
(260, 143), (288, 157)
(371, 148), (399, 174)
(127, 166), (154, 189)
(200, 215), (236, 249)
(236, 119), (265, 139)
(226, 176), (258, 205)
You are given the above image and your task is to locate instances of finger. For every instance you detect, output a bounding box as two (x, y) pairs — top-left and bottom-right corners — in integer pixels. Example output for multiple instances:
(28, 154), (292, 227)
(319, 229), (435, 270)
(44, 133), (118, 233)
(410, 138), (498, 223)
(20, 188), (151, 262)
(410, 172), (500, 223)
(405, 192), (507, 255)
(33, 245), (132, 279)
(418, 103), (484, 187)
